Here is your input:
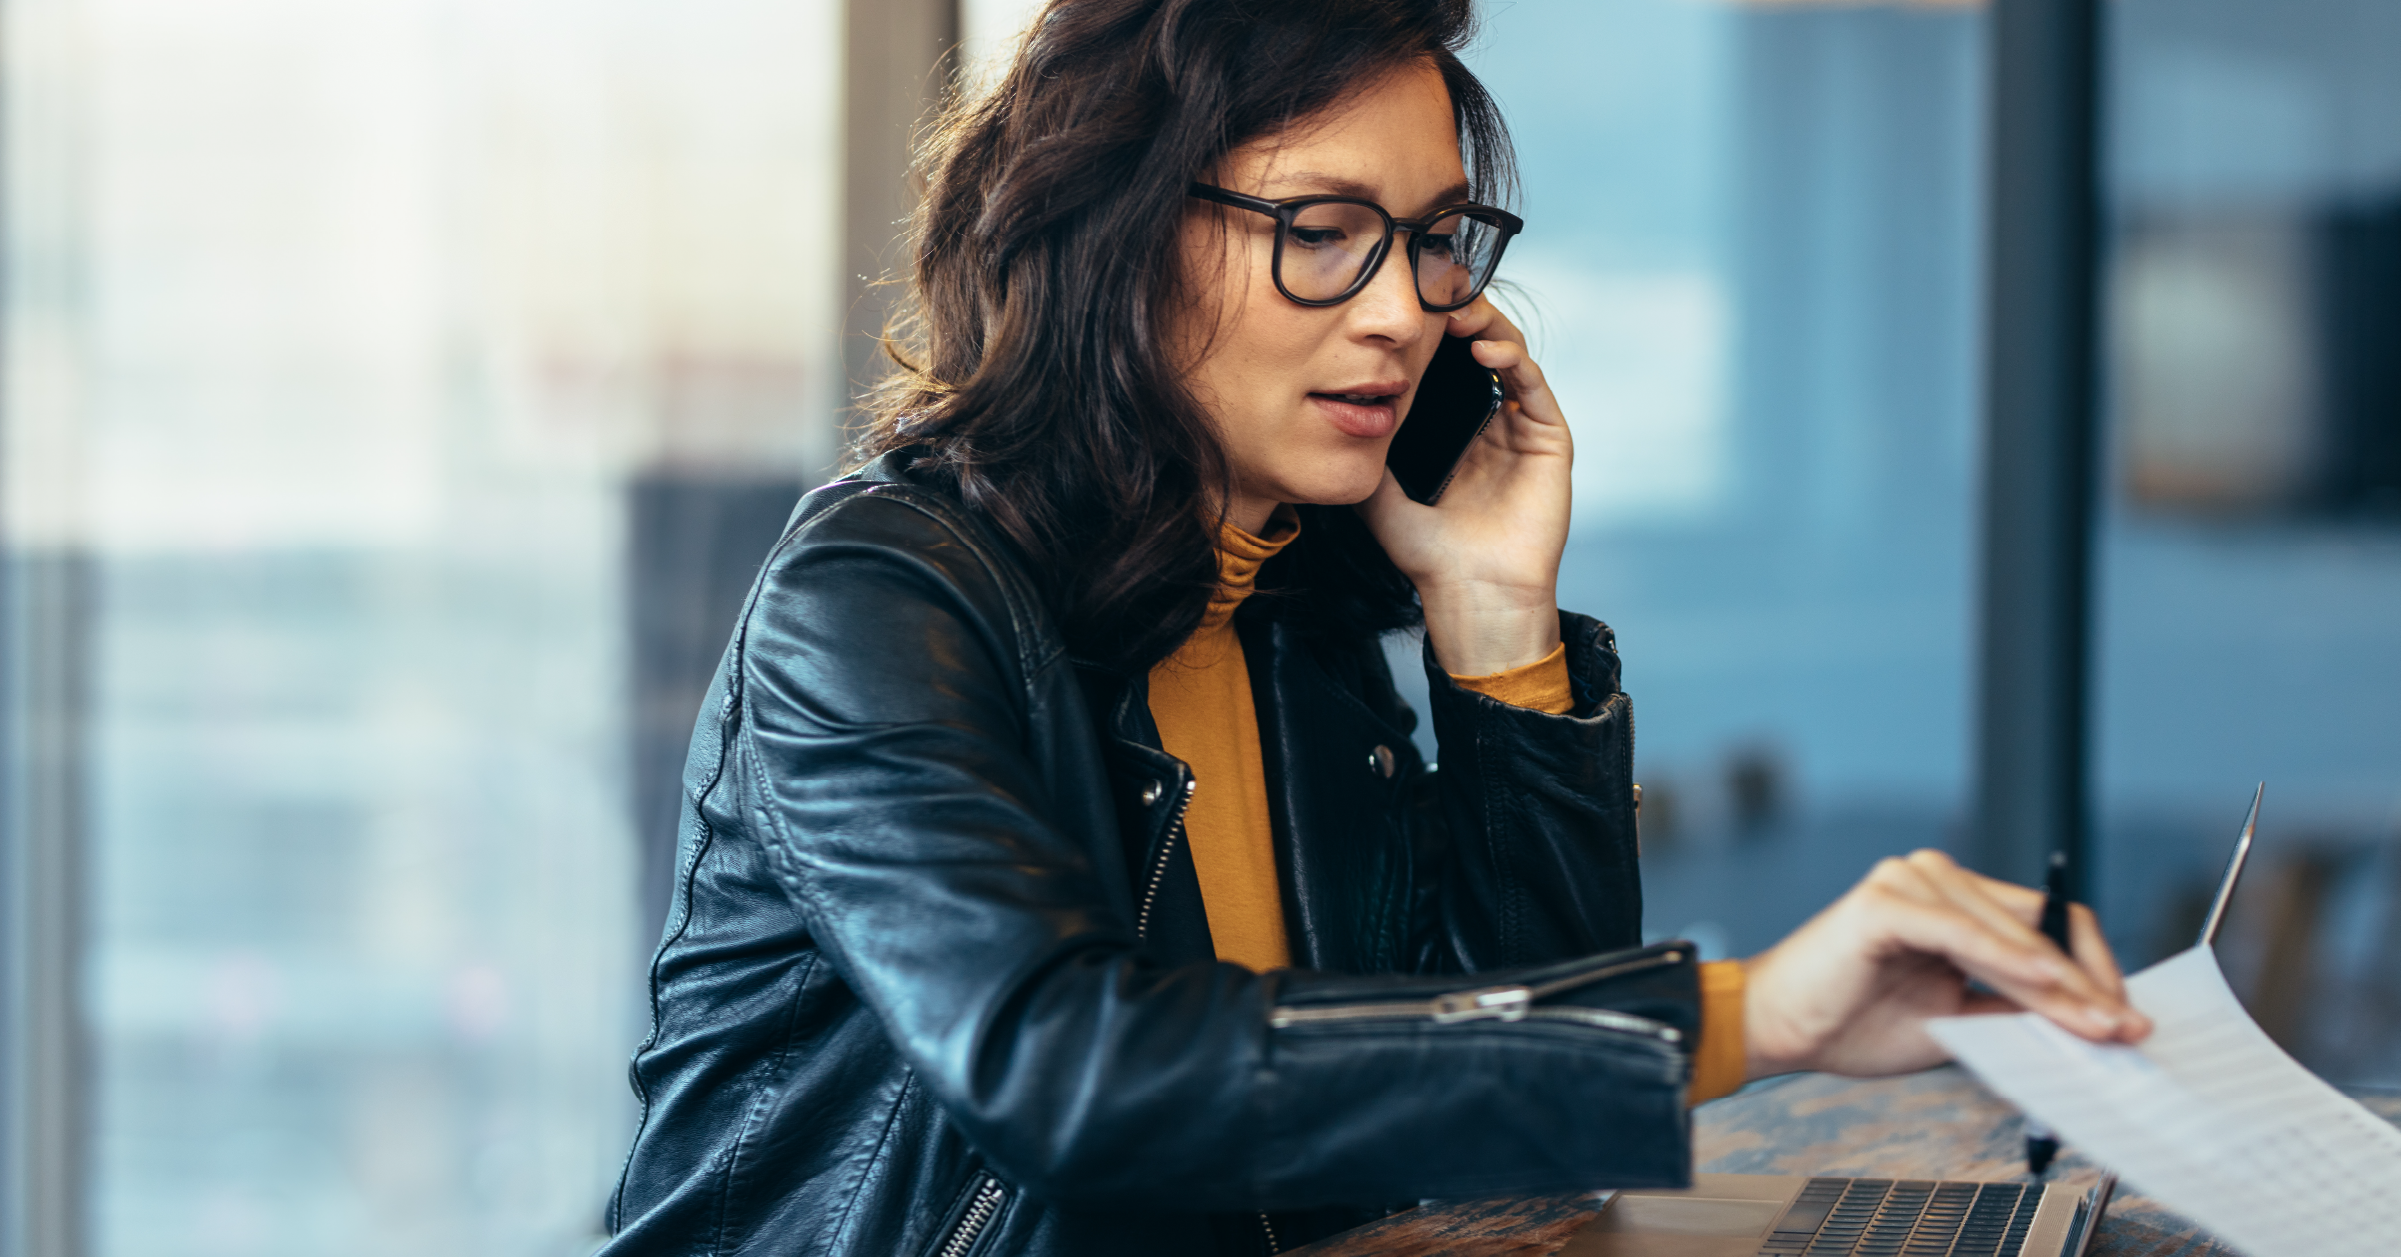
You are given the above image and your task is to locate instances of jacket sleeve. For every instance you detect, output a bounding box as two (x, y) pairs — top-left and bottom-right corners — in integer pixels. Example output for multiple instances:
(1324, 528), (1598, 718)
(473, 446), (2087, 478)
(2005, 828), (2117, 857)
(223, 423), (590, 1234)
(1409, 612), (1645, 974)
(726, 490), (1692, 1210)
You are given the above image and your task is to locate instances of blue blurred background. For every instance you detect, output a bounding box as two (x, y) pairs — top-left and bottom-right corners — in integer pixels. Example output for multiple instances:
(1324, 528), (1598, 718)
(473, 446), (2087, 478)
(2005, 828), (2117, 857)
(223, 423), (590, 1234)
(0, 0), (2393, 1252)
(1458, 0), (2401, 1085)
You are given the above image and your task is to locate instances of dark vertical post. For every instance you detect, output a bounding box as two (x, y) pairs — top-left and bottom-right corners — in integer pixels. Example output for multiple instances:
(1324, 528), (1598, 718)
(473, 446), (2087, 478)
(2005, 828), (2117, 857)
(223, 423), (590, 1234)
(1, 0), (92, 1235)
(1973, 0), (2104, 895)
(840, 0), (960, 422)
(624, 0), (956, 962)
(1, 555), (91, 1257)
(627, 475), (805, 949)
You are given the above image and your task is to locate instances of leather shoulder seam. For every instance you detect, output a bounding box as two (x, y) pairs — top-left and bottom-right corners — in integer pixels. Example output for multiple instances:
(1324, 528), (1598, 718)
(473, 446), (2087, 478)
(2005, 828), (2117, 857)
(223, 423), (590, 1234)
(778, 483), (1066, 682)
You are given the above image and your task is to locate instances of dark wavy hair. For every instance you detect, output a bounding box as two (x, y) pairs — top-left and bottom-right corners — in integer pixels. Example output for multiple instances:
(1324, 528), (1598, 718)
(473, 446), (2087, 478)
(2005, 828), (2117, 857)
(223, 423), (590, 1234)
(851, 0), (1515, 675)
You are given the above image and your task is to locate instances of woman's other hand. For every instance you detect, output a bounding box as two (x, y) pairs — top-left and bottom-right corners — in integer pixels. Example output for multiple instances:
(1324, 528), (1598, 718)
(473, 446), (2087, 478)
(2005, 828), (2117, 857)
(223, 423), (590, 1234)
(1359, 296), (1574, 677)
(1741, 849), (2152, 1080)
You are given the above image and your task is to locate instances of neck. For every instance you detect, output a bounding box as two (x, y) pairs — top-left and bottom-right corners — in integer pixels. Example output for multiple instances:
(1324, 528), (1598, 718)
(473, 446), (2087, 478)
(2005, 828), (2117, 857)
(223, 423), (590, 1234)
(1222, 489), (1281, 537)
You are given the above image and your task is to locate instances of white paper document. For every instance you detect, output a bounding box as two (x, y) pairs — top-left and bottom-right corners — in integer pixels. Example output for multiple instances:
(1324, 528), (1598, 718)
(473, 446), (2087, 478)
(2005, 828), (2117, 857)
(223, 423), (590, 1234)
(1928, 946), (2401, 1257)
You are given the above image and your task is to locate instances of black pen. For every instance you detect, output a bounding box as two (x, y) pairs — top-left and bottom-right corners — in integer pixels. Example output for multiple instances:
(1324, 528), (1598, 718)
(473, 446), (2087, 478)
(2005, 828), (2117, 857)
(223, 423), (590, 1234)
(2025, 849), (2071, 1176)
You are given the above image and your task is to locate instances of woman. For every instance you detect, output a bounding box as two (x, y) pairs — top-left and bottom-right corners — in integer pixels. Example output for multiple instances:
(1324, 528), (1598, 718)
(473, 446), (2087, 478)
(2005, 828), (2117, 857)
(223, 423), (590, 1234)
(602, 2), (2148, 1254)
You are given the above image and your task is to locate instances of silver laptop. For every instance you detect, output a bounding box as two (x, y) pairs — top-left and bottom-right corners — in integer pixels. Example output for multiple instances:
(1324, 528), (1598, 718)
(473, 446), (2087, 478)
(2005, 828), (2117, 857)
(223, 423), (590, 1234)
(1558, 1171), (2114, 1257)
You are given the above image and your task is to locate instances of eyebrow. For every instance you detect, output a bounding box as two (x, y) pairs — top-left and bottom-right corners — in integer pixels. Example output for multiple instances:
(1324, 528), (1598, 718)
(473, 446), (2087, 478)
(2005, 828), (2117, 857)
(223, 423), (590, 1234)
(1257, 170), (1476, 215)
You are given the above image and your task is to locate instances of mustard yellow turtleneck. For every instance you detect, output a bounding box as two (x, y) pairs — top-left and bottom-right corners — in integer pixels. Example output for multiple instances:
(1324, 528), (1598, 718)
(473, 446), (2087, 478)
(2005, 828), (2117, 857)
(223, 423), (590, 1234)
(1144, 510), (1746, 1104)
(1146, 508), (1304, 974)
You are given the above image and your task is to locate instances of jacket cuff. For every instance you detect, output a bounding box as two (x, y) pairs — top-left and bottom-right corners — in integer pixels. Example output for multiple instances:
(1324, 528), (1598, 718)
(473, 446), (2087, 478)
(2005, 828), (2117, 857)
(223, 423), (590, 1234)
(1423, 611), (1622, 721)
(1446, 642), (1572, 714)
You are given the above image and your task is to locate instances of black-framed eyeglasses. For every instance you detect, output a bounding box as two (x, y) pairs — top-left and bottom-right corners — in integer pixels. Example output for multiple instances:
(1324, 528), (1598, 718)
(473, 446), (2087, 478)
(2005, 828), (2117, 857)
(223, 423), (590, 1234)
(1187, 182), (1522, 312)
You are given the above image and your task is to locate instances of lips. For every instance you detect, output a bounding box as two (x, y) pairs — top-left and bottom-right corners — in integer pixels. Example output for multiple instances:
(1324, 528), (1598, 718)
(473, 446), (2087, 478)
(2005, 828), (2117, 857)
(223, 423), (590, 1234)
(1307, 383), (1407, 439)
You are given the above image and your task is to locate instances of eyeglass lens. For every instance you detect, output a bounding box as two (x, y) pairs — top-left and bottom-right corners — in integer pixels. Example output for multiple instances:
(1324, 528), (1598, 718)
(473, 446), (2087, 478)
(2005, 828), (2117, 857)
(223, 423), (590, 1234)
(1282, 202), (1506, 307)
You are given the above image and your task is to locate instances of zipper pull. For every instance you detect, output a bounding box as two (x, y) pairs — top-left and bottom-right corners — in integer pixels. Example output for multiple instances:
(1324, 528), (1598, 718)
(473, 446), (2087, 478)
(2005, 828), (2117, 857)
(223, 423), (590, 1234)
(1431, 984), (1532, 1023)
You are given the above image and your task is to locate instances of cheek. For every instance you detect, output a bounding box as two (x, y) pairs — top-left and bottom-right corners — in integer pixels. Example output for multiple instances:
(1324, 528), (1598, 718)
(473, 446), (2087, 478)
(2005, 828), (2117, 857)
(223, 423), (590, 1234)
(1219, 258), (1304, 365)
(1198, 284), (1315, 431)
(1174, 230), (1285, 407)
(1225, 313), (1315, 395)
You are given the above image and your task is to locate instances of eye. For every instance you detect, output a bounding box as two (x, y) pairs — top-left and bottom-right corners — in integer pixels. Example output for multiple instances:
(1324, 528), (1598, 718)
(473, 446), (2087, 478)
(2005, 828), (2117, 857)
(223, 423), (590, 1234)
(1287, 201), (1381, 252)
(1419, 232), (1456, 258)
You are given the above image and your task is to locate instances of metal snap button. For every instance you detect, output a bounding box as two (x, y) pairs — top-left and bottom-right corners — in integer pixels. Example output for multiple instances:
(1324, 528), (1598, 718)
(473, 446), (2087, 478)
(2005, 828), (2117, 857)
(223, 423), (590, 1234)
(1370, 744), (1396, 778)
(1139, 780), (1163, 806)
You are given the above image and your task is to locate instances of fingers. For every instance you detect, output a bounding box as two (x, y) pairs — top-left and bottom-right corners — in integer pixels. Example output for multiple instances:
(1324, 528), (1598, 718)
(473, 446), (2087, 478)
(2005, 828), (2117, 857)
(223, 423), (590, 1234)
(1948, 868), (2129, 1000)
(1444, 296), (1519, 345)
(1744, 854), (2153, 1078)
(1894, 852), (2051, 951)
(1915, 854), (2131, 1003)
(1944, 861), (2048, 922)
(1862, 883), (2141, 1044)
(1855, 863), (2059, 993)
(1957, 991), (2026, 1018)
(1453, 334), (1567, 435)
(2069, 902), (2129, 1000)
(1440, 297), (1569, 440)
(1858, 852), (2151, 1044)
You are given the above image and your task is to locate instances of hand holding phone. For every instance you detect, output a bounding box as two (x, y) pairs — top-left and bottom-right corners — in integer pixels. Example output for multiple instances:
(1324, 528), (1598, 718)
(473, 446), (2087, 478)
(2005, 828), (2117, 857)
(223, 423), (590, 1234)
(1385, 333), (1503, 505)
(1358, 304), (1571, 678)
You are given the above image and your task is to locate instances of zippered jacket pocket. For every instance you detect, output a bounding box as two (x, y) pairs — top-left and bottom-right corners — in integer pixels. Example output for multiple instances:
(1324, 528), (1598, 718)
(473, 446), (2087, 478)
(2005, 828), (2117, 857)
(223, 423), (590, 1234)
(1240, 941), (1702, 1197)
(1264, 941), (1698, 1051)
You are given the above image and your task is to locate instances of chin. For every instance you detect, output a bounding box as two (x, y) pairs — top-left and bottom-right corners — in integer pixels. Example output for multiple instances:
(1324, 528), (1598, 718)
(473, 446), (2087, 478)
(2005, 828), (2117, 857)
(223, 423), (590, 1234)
(1281, 459), (1391, 508)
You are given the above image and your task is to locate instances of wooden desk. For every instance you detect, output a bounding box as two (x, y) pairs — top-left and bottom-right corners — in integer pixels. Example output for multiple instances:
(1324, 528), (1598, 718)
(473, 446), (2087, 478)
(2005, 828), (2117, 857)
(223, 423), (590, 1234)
(1291, 1065), (2401, 1256)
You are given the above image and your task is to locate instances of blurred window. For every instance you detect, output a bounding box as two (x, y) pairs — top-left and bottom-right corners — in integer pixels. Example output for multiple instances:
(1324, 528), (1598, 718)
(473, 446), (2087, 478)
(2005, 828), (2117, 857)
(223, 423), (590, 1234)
(2, 0), (841, 1251)
(9, 0), (2397, 1247)
(1466, 0), (1989, 960)
(2096, 0), (2401, 1086)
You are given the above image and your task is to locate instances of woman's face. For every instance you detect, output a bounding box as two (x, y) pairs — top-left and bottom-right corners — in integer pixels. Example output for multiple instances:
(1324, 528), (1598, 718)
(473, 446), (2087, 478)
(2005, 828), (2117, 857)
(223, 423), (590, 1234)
(1176, 60), (1468, 527)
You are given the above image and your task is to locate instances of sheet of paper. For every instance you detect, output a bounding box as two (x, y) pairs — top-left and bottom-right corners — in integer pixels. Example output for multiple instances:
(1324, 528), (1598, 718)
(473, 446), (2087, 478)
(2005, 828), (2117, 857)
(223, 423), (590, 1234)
(1928, 946), (2401, 1257)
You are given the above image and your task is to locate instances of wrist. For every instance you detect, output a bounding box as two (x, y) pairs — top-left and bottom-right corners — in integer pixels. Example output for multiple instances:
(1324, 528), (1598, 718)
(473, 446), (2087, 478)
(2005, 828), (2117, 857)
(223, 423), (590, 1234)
(1738, 953), (1800, 1082)
(1418, 583), (1560, 677)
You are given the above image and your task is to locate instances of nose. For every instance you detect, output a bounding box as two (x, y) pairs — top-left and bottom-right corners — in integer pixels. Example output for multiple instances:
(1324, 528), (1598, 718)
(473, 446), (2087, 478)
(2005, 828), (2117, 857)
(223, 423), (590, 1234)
(1346, 239), (1428, 346)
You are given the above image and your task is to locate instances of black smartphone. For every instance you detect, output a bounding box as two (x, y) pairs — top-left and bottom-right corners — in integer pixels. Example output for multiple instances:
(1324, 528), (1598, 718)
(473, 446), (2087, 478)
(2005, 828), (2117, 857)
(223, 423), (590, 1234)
(1386, 333), (1503, 505)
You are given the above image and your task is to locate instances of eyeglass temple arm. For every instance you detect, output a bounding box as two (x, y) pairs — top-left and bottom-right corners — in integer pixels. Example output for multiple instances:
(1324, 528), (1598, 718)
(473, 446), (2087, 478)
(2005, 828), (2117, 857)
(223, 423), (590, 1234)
(1186, 182), (1280, 215)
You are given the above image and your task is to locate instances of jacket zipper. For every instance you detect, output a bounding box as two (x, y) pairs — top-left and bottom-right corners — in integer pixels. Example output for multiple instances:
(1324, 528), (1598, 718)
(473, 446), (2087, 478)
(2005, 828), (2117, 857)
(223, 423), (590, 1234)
(934, 1174), (1006, 1257)
(1624, 697), (1638, 852)
(1263, 949), (1686, 1043)
(1130, 771), (1278, 1252)
(1134, 776), (1198, 942)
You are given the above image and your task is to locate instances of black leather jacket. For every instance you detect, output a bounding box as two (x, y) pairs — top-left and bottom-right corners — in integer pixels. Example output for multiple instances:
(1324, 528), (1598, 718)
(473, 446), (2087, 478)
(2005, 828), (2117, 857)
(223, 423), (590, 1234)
(602, 454), (1701, 1257)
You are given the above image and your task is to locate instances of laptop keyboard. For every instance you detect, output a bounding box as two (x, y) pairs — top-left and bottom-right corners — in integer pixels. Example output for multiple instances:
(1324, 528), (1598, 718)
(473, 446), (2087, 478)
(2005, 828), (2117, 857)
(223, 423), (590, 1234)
(1755, 1177), (2043, 1257)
